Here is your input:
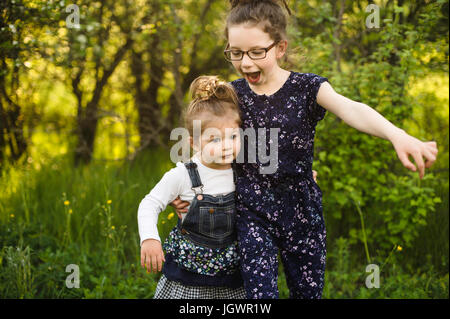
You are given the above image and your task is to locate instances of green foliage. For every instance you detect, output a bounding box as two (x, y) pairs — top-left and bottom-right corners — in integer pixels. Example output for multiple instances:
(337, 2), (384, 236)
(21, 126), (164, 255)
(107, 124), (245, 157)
(0, 148), (174, 298)
(307, 2), (448, 258)
(0, 243), (35, 298)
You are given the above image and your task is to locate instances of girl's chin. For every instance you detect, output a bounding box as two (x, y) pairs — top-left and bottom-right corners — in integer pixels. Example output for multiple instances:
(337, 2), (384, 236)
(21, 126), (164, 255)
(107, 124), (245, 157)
(201, 156), (234, 166)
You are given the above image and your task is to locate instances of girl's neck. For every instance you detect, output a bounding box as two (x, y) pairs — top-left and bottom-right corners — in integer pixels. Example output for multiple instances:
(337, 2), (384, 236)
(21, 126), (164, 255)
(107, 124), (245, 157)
(200, 159), (232, 170)
(249, 67), (291, 96)
(194, 153), (232, 170)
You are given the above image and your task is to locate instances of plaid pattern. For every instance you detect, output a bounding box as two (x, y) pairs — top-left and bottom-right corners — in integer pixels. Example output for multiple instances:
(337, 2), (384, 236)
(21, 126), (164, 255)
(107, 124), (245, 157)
(154, 274), (246, 299)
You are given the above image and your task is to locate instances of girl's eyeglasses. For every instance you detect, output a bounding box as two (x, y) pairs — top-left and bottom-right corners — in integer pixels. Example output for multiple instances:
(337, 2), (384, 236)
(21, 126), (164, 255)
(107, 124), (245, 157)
(223, 42), (279, 62)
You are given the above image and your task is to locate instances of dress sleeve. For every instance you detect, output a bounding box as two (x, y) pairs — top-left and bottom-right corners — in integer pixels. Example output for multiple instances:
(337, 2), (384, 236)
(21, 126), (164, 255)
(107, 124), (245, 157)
(306, 73), (329, 124)
(137, 164), (186, 245)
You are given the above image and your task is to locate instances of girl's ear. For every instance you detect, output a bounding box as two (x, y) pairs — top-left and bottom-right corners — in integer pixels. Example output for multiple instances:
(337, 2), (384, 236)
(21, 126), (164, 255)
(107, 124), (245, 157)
(276, 40), (288, 59)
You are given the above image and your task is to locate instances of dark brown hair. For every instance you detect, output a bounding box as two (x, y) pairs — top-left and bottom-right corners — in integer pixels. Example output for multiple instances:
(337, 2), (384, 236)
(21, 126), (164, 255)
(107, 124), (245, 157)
(225, 0), (291, 43)
(184, 75), (241, 137)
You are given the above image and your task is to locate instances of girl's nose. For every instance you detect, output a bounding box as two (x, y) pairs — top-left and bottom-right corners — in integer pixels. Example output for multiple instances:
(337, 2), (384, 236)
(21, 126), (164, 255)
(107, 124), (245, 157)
(222, 139), (233, 151)
(240, 53), (254, 68)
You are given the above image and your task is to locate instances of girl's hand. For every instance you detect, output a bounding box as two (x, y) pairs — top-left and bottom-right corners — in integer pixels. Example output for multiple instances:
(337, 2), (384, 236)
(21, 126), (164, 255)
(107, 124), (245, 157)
(313, 170), (318, 183)
(169, 196), (190, 219)
(141, 239), (165, 273)
(390, 130), (438, 179)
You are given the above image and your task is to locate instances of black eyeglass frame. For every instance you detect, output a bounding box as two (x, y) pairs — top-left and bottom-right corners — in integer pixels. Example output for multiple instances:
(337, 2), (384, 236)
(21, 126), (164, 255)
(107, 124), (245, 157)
(223, 41), (279, 62)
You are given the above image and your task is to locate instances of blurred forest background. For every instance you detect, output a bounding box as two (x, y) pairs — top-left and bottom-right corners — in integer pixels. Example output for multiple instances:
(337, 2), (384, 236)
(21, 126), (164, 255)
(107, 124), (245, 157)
(0, 0), (448, 298)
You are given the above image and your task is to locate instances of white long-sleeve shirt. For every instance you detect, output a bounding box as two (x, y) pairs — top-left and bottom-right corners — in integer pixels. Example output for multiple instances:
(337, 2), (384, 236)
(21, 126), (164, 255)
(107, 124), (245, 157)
(137, 154), (235, 246)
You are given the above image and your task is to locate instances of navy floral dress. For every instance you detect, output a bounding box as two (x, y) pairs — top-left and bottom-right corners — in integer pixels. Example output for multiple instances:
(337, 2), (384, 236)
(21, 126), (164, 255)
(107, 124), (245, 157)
(231, 72), (328, 299)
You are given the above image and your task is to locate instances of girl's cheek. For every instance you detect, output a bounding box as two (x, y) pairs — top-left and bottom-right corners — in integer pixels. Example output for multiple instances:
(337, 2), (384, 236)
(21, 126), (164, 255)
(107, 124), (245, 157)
(231, 62), (241, 72)
(234, 141), (241, 154)
(208, 146), (219, 158)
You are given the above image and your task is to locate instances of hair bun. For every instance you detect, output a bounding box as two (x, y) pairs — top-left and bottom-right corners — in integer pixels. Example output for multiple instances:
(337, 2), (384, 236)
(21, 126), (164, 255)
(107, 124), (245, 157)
(190, 75), (227, 101)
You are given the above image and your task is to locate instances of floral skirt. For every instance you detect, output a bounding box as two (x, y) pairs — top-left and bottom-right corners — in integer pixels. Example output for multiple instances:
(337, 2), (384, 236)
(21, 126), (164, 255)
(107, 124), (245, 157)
(153, 274), (246, 299)
(163, 227), (240, 276)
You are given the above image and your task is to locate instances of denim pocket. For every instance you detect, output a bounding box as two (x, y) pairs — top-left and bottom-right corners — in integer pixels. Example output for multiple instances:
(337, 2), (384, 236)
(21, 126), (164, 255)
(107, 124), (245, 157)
(199, 205), (234, 239)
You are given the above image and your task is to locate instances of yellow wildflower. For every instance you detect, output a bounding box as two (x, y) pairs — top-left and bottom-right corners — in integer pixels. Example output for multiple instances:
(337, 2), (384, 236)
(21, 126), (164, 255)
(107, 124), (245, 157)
(64, 200), (70, 206)
(397, 245), (403, 251)
(68, 209), (73, 214)
(107, 200), (112, 205)
(111, 226), (115, 230)
(168, 212), (175, 220)
(10, 214), (15, 218)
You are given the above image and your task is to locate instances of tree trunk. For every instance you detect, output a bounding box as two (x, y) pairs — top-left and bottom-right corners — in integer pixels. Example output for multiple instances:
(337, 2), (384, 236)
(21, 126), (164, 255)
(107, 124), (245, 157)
(0, 84), (28, 163)
(73, 36), (134, 165)
(131, 39), (165, 151)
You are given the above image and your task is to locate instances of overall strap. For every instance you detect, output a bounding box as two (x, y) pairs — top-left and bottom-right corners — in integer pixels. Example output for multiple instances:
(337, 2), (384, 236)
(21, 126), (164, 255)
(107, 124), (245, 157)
(184, 161), (203, 194)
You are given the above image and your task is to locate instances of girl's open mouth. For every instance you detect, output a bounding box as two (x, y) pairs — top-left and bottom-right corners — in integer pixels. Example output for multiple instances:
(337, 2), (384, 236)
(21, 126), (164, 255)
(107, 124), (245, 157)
(245, 71), (261, 84)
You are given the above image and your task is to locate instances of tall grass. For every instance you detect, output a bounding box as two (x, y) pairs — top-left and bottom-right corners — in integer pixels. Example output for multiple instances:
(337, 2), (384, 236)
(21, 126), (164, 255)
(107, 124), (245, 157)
(0, 148), (175, 298)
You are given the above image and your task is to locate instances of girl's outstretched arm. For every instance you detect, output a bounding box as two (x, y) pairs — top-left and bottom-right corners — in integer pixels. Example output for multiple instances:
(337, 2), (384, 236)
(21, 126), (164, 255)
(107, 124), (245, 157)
(316, 82), (438, 179)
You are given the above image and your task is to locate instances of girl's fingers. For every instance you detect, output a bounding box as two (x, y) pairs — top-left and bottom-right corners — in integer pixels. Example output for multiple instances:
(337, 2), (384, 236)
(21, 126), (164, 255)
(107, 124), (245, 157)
(398, 151), (416, 172)
(411, 151), (425, 179)
(179, 201), (190, 208)
(157, 254), (163, 272)
(169, 197), (181, 207)
(176, 206), (189, 218)
(141, 253), (145, 268)
(175, 202), (189, 210)
(146, 255), (152, 273)
(423, 149), (437, 168)
(426, 141), (438, 155)
(426, 141), (437, 148)
(176, 209), (188, 219)
(152, 255), (157, 273)
(142, 254), (164, 273)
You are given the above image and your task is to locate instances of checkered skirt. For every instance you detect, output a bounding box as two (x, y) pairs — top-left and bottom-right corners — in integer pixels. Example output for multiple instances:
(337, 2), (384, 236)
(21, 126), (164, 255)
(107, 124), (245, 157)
(153, 274), (246, 299)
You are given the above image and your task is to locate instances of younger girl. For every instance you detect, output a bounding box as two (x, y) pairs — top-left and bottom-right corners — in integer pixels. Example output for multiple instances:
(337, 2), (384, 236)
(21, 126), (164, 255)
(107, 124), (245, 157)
(138, 75), (246, 298)
(172, 0), (438, 299)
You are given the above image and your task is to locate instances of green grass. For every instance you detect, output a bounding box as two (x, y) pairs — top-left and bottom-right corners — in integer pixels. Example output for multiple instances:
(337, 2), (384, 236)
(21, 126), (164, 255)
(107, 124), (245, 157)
(0, 149), (448, 298)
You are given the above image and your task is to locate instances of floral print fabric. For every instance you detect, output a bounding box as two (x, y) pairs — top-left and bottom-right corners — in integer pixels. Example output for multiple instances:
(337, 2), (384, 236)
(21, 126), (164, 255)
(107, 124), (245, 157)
(163, 227), (240, 276)
(231, 72), (329, 298)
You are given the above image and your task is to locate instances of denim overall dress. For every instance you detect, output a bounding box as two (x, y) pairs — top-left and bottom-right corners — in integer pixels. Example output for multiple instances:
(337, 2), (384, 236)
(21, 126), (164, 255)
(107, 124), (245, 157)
(154, 160), (245, 297)
(177, 161), (237, 249)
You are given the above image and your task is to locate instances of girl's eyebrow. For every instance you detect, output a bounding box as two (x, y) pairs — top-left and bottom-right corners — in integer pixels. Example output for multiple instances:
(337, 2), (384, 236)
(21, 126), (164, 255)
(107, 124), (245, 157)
(229, 45), (265, 50)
